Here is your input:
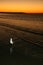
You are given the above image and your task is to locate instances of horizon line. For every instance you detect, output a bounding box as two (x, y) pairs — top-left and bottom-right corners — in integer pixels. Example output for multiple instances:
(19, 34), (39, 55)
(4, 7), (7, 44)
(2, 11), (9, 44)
(0, 12), (43, 14)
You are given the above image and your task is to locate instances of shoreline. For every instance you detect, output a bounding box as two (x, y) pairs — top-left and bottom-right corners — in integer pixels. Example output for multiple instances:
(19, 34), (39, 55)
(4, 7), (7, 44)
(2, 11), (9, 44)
(0, 23), (43, 47)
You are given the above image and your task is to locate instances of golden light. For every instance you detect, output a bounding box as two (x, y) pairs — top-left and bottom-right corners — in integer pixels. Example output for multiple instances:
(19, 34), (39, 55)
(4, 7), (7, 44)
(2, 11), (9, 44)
(0, 0), (43, 13)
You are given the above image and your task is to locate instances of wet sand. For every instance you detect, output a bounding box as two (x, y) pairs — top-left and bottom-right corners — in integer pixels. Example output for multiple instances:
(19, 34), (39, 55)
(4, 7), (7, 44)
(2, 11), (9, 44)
(0, 24), (43, 65)
(0, 13), (43, 65)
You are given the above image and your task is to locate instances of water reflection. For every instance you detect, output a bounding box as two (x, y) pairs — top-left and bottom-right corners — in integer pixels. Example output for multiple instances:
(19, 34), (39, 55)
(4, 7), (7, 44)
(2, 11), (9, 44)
(10, 47), (13, 55)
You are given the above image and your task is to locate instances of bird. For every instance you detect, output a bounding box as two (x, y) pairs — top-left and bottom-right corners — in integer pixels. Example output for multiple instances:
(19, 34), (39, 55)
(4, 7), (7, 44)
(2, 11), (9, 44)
(10, 38), (14, 55)
(10, 38), (13, 45)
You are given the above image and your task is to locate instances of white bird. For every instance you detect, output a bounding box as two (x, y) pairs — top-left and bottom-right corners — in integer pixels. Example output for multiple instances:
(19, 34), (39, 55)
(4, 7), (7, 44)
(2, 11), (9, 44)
(10, 38), (14, 55)
(10, 38), (13, 45)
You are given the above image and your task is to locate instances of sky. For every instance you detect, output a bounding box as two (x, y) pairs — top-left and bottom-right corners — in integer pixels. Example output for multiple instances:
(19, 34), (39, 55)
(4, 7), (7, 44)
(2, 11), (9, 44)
(0, 0), (43, 13)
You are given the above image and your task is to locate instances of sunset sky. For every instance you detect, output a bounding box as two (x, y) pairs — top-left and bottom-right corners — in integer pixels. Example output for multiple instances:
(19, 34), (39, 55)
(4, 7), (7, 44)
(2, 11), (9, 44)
(0, 0), (43, 13)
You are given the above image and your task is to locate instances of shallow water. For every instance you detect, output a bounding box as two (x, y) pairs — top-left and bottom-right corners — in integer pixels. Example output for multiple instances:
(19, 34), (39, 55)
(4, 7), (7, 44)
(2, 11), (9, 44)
(0, 44), (43, 65)
(0, 13), (43, 65)
(0, 26), (43, 65)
